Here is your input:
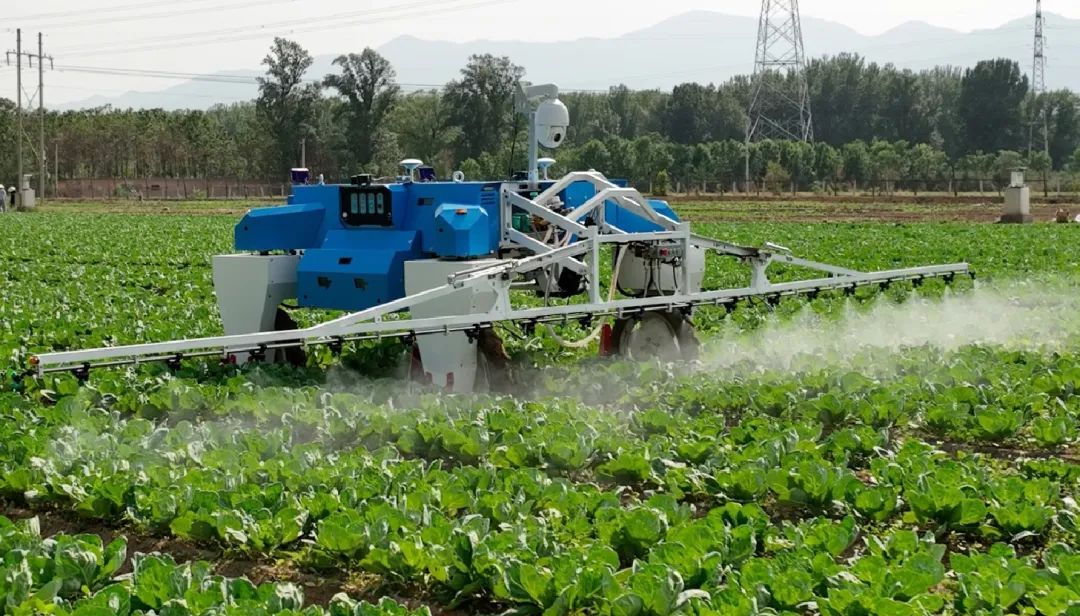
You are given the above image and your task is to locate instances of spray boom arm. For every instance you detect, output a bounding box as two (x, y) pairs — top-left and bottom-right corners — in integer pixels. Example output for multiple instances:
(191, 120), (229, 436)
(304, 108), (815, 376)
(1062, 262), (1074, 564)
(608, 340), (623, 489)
(27, 171), (972, 378)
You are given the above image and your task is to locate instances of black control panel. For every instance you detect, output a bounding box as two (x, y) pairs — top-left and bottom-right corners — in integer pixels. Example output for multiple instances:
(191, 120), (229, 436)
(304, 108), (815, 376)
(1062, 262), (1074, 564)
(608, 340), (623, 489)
(340, 186), (393, 227)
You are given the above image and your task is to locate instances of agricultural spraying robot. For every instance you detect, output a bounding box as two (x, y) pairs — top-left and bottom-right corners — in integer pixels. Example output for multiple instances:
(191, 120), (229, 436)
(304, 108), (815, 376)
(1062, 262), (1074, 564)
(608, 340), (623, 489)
(30, 83), (972, 390)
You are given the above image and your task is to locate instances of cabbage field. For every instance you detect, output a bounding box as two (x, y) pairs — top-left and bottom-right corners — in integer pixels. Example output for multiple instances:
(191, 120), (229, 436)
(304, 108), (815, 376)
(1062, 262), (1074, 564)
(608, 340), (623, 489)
(3, 211), (1080, 615)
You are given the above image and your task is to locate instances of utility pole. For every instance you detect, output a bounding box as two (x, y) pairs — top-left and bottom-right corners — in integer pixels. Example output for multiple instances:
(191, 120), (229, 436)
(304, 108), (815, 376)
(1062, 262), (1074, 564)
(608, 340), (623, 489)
(39, 33), (45, 199)
(744, 0), (814, 189)
(14, 30), (21, 204)
(6, 29), (53, 206)
(1028, 0), (1049, 157)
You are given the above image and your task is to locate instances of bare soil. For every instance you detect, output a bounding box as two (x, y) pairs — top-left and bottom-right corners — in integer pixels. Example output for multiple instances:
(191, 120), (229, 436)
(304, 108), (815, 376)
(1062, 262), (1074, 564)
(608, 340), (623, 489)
(36, 195), (1080, 224)
(665, 192), (1080, 206)
(677, 201), (1075, 224)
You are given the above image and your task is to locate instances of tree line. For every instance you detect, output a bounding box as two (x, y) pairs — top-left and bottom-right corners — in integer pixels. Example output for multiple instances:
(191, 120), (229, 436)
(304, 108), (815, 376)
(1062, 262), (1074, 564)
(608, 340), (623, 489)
(1, 37), (1079, 194)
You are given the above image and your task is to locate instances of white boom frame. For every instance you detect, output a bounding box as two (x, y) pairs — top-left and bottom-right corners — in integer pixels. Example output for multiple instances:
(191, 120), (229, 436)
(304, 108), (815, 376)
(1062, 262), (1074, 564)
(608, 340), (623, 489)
(29, 172), (970, 376)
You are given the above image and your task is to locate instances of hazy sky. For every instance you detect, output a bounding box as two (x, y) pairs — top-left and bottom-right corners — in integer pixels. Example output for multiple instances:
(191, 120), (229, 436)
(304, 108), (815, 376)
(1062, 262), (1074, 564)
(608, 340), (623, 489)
(2, 0), (1077, 105)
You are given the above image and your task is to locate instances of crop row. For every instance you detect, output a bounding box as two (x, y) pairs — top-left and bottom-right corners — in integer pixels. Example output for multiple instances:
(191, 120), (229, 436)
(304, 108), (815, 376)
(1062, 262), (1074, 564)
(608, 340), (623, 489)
(5, 357), (1080, 613)
(0, 515), (428, 615)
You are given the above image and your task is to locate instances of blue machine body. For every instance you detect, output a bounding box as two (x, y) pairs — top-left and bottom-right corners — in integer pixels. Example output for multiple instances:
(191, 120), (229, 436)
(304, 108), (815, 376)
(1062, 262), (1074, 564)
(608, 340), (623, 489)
(234, 178), (683, 312)
(433, 204), (490, 258)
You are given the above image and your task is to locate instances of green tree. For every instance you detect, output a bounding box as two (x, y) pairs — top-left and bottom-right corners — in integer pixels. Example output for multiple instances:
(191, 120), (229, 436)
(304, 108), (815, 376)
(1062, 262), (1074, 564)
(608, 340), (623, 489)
(711, 140), (745, 194)
(1070, 146), (1080, 173)
(870, 140), (907, 195)
(458, 158), (482, 181)
(763, 162), (791, 196)
(664, 83), (713, 145)
(389, 91), (460, 174)
(958, 59), (1029, 154)
(779, 140), (816, 193)
(878, 69), (931, 144)
(1027, 150), (1052, 198)
(813, 142), (842, 193)
(920, 66), (965, 158)
(256, 37), (321, 178)
(841, 141), (871, 191)
(668, 143), (695, 190)
(0, 98), (18, 182)
(1045, 90), (1080, 171)
(653, 169), (670, 196)
(608, 84), (648, 139)
(691, 143), (714, 192)
(605, 137), (636, 181)
(907, 143), (948, 195)
(575, 139), (612, 174)
(369, 126), (403, 176)
(807, 54), (879, 146)
(631, 134), (672, 190)
(748, 139), (782, 192)
(994, 150), (1025, 189)
(322, 48), (401, 171)
(445, 54), (525, 160)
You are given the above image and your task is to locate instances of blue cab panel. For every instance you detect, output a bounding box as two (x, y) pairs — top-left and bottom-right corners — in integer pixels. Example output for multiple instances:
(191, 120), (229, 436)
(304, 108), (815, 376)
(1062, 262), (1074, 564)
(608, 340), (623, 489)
(235, 203), (325, 251)
(296, 229), (422, 311)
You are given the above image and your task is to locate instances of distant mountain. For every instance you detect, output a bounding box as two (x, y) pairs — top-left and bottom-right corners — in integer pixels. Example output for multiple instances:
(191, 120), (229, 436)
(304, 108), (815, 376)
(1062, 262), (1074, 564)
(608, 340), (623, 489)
(57, 11), (1080, 110)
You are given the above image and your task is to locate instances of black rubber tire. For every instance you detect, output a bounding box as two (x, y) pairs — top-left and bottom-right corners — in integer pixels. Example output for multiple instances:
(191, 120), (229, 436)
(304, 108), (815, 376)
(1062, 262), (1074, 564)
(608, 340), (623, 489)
(274, 307), (308, 368)
(611, 311), (699, 361)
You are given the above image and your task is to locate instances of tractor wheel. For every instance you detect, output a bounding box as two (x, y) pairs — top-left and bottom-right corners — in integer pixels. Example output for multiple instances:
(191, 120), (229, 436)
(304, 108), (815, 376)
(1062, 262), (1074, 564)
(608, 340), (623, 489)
(611, 311), (699, 362)
(274, 307), (308, 367)
(477, 328), (512, 393)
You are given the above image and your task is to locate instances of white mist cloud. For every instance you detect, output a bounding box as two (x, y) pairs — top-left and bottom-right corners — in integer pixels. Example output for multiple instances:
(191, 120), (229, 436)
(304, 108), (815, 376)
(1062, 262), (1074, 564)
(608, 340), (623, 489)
(700, 279), (1080, 376)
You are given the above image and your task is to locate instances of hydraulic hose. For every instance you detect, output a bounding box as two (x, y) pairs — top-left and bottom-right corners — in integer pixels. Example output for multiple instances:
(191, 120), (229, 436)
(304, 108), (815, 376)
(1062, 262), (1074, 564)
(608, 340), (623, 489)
(545, 245), (628, 349)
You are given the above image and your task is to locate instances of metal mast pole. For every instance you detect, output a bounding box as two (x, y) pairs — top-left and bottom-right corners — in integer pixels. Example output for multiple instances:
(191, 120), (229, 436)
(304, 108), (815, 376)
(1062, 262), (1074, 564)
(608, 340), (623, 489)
(744, 0), (814, 187)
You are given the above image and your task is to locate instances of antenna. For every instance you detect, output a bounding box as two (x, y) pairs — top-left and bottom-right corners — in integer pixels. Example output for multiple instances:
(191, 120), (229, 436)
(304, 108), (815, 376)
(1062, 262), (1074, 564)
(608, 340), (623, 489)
(744, 0), (814, 187)
(1028, 0), (1049, 156)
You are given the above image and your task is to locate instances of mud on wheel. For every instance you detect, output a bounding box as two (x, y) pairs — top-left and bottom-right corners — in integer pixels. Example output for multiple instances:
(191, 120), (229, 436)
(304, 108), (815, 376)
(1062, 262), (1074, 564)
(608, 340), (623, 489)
(611, 310), (699, 362)
(274, 307), (308, 367)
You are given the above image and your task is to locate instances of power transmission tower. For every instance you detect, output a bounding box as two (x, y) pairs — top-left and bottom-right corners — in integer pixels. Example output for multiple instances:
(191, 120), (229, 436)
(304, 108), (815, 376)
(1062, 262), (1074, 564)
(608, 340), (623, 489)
(1028, 0), (1049, 156)
(745, 0), (814, 186)
(6, 30), (53, 204)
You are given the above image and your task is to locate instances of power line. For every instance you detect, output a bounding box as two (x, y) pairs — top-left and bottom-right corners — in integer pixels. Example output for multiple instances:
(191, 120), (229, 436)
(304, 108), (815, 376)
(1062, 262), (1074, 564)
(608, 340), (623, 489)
(50, 83), (245, 98)
(25, 0), (297, 30)
(10, 0), (218, 21)
(54, 65), (266, 84)
(619, 21), (1041, 43)
(53, 0), (521, 56)
(52, 63), (448, 89)
(49, 62), (608, 92)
